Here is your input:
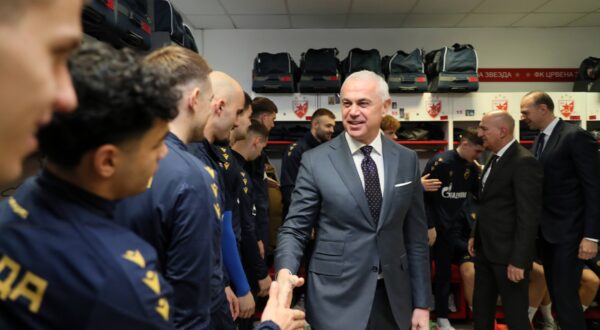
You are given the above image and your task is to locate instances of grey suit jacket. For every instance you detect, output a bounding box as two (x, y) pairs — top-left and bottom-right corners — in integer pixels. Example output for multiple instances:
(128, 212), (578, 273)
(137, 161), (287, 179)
(275, 133), (432, 330)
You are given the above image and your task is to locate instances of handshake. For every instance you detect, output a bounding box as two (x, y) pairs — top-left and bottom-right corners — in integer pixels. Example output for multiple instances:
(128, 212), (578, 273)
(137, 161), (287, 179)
(260, 269), (307, 330)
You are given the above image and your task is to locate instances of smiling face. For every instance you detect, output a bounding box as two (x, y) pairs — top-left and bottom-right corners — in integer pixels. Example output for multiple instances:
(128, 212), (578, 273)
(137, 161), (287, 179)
(0, 0), (82, 183)
(341, 76), (389, 144)
(313, 115), (335, 142)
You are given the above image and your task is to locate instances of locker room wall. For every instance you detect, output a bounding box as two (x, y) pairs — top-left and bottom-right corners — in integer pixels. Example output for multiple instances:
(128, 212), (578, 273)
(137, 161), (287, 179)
(193, 27), (600, 93)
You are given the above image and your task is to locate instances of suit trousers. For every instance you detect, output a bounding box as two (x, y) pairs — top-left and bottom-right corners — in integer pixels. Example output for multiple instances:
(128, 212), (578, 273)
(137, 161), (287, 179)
(541, 238), (586, 330)
(367, 280), (399, 330)
(473, 257), (530, 330)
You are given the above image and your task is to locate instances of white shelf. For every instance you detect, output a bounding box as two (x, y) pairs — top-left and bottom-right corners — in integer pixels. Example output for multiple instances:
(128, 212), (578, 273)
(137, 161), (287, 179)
(255, 91), (598, 150)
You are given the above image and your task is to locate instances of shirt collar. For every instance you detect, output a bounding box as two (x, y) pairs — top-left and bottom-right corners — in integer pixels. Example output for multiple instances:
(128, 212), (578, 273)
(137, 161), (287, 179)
(495, 138), (516, 159)
(38, 169), (116, 219)
(165, 131), (186, 150)
(305, 131), (321, 148)
(345, 132), (383, 156)
(542, 117), (560, 137)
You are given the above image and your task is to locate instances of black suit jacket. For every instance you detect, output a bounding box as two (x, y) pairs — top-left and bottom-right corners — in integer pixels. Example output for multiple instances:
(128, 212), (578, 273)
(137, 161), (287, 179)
(536, 119), (600, 244)
(474, 141), (543, 269)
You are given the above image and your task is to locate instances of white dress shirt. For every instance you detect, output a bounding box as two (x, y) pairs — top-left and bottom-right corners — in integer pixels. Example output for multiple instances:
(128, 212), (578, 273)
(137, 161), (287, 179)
(345, 132), (385, 197)
(482, 138), (516, 188)
(539, 117), (560, 153)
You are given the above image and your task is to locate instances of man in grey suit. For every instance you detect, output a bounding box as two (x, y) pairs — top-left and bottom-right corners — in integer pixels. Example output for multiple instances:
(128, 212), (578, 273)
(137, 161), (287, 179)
(275, 70), (432, 330)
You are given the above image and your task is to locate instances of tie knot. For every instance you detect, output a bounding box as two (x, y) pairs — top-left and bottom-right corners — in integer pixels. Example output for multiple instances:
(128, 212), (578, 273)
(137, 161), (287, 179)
(360, 145), (373, 157)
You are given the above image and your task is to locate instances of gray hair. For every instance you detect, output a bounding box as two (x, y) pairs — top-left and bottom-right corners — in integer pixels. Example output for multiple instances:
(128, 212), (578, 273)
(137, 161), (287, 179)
(342, 70), (390, 102)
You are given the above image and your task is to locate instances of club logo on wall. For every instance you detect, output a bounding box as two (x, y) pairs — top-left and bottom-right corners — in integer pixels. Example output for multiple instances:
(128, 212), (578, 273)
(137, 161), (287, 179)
(292, 94), (308, 119)
(558, 95), (575, 118)
(427, 97), (442, 119)
(492, 95), (509, 112)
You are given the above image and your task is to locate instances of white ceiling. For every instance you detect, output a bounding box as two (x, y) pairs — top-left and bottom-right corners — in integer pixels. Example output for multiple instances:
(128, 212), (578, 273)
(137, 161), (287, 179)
(177, 0), (600, 29)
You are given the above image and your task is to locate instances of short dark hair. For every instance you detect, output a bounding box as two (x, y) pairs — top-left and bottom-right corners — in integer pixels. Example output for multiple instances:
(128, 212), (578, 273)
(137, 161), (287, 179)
(38, 41), (179, 168)
(248, 120), (269, 140)
(144, 45), (211, 88)
(311, 108), (335, 123)
(525, 90), (555, 112)
(244, 92), (252, 110)
(459, 128), (483, 146)
(251, 97), (278, 119)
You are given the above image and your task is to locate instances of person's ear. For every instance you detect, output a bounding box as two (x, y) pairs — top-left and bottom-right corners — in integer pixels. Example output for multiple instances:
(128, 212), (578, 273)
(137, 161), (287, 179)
(91, 144), (119, 179)
(252, 136), (261, 148)
(311, 119), (318, 129)
(383, 98), (392, 112)
(188, 88), (201, 114)
(213, 98), (225, 116)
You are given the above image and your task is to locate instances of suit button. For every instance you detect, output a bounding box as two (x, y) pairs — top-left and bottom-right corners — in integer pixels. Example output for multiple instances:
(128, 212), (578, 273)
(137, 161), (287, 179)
(371, 266), (378, 272)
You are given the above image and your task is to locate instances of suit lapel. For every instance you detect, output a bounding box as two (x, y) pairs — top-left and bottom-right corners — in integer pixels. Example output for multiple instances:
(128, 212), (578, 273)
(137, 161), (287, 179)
(482, 142), (517, 197)
(328, 135), (374, 227)
(480, 155), (495, 195)
(378, 136), (399, 230)
(540, 119), (563, 163)
(532, 133), (541, 156)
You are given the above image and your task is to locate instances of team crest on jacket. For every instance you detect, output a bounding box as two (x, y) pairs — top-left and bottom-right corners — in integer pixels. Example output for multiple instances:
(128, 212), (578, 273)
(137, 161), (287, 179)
(464, 168), (471, 180)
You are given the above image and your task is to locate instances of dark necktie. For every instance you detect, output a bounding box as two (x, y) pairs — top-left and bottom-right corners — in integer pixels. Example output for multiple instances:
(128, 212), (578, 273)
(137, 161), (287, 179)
(534, 133), (545, 159)
(360, 146), (382, 224)
(482, 154), (498, 191)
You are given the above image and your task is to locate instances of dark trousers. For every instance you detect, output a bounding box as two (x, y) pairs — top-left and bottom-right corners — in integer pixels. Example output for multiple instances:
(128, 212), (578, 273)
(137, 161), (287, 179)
(541, 238), (586, 330)
(367, 280), (398, 330)
(210, 292), (236, 330)
(433, 229), (459, 318)
(473, 257), (530, 330)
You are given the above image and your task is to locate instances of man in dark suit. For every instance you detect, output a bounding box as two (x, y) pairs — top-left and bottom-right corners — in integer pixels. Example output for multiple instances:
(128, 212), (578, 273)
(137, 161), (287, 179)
(469, 111), (543, 330)
(275, 70), (432, 330)
(521, 91), (600, 329)
(280, 108), (336, 220)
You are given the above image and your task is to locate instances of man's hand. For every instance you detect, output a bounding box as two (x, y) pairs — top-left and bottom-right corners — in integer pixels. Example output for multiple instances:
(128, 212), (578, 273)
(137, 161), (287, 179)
(421, 174), (442, 192)
(258, 275), (273, 297)
(276, 269), (305, 308)
(411, 308), (430, 330)
(468, 238), (476, 257)
(258, 240), (265, 259)
(224, 286), (240, 320)
(579, 239), (598, 260)
(238, 291), (256, 319)
(261, 282), (306, 330)
(266, 177), (280, 188)
(427, 227), (437, 247)
(507, 264), (525, 283)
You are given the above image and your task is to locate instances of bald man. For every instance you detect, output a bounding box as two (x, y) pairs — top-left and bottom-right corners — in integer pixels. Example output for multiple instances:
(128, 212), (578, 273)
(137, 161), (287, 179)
(189, 71), (265, 329)
(521, 91), (600, 329)
(469, 111), (543, 330)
